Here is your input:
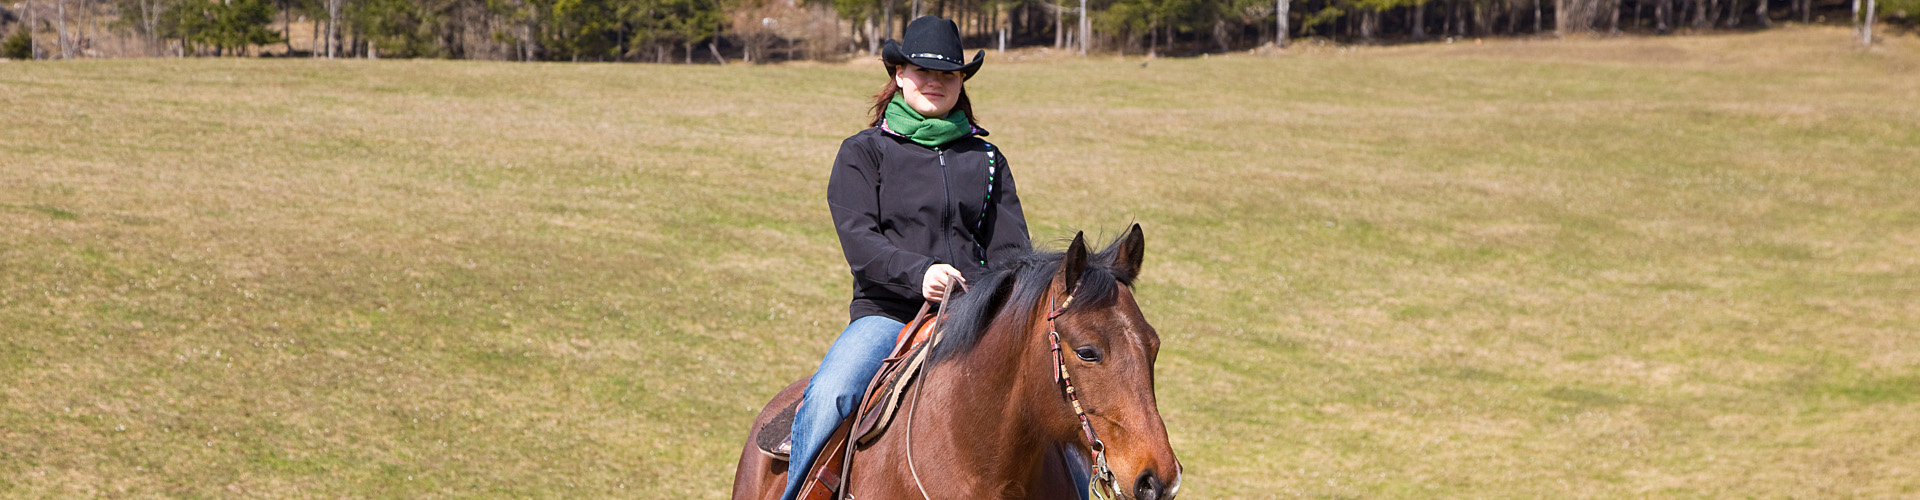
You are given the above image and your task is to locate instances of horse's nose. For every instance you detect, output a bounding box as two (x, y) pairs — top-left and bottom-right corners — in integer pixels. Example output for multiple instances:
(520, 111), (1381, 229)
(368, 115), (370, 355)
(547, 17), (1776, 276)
(1133, 470), (1166, 500)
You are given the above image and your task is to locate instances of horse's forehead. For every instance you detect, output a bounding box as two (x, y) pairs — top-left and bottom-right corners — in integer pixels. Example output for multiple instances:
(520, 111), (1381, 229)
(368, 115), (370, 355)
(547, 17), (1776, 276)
(1092, 286), (1157, 345)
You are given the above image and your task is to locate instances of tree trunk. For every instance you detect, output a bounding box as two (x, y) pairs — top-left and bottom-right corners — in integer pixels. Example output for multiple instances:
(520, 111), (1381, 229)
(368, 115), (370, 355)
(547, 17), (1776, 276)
(1413, 1), (1427, 41)
(1657, 0), (1672, 31)
(1471, 1), (1485, 35)
(82, 0), (94, 56)
(142, 0), (160, 55)
(283, 0), (293, 53)
(1503, 0), (1516, 34)
(1054, 1), (1064, 48)
(1451, 0), (1466, 36)
(26, 0), (37, 59)
(1754, 0), (1770, 27)
(1722, 0), (1738, 27)
(54, 0), (71, 58)
(1079, 0), (1089, 54)
(1861, 0), (1873, 45)
(1610, 0), (1622, 32)
(1555, 0), (1567, 36)
(866, 16), (880, 54)
(1277, 0), (1291, 46)
(1534, 0), (1543, 32)
(1213, 19), (1228, 52)
(1147, 19), (1157, 55)
(883, 0), (894, 40)
(710, 41), (726, 64)
(326, 0), (342, 58)
(1694, 0), (1709, 29)
(998, 2), (1013, 51)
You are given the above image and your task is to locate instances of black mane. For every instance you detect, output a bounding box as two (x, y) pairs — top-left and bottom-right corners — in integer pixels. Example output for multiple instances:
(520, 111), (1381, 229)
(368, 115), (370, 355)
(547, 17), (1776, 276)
(930, 234), (1137, 365)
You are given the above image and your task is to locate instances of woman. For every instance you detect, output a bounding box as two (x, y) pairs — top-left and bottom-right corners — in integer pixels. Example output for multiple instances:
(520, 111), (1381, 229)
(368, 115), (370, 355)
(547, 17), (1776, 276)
(778, 15), (1032, 500)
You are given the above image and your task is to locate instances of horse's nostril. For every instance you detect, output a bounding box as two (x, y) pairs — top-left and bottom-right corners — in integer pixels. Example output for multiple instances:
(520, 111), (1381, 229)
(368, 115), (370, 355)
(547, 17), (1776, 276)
(1134, 471), (1163, 500)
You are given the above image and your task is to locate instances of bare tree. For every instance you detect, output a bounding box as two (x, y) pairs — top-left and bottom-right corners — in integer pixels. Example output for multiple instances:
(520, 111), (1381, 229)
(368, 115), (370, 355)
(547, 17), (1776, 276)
(1053, 0), (1062, 48)
(1861, 0), (1873, 45)
(136, 0), (161, 55)
(1610, 0), (1622, 33)
(325, 0), (343, 58)
(1534, 0), (1542, 32)
(1412, 0), (1426, 41)
(27, 0), (37, 59)
(1078, 0), (1087, 54)
(55, 0), (71, 58)
(881, 0), (893, 40)
(1555, 0), (1567, 35)
(1656, 0), (1672, 32)
(1277, 0), (1290, 46)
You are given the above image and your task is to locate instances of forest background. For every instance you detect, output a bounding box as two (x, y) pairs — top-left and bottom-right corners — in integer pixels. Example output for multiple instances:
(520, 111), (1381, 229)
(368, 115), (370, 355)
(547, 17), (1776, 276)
(0, 0), (1916, 62)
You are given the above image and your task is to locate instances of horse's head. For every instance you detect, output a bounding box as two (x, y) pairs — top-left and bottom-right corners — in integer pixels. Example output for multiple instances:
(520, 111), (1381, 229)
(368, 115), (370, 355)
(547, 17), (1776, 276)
(933, 224), (1180, 499)
(1047, 225), (1181, 500)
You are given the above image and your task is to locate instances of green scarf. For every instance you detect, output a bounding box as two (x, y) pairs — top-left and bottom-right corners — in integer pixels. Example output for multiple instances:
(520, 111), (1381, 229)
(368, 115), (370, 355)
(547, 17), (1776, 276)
(884, 93), (972, 147)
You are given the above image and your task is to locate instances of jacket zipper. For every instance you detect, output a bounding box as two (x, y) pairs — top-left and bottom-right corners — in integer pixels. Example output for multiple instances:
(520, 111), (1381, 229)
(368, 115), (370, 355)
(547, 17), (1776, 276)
(936, 148), (957, 266)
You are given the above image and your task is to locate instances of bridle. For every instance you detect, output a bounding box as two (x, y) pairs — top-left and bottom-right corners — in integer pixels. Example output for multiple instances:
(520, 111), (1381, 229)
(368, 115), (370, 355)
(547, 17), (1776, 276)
(1047, 293), (1125, 500)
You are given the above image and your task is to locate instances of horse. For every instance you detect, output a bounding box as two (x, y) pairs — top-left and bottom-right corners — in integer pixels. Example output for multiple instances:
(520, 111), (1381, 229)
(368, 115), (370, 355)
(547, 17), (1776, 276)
(733, 224), (1181, 500)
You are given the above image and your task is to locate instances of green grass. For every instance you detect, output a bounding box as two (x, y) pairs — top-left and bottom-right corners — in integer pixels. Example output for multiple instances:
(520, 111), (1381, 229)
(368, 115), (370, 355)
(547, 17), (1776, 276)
(3, 26), (1918, 497)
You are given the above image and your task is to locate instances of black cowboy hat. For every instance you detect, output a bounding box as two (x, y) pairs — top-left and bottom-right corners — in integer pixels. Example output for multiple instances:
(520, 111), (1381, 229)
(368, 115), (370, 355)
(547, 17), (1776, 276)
(882, 16), (984, 79)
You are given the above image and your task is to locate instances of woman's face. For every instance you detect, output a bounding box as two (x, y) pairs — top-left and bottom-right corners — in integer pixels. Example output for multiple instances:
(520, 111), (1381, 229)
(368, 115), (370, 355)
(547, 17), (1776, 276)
(894, 64), (965, 118)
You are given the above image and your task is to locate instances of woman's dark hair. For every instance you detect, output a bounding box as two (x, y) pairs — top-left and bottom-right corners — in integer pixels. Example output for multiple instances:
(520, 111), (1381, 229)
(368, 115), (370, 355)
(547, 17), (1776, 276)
(869, 65), (978, 128)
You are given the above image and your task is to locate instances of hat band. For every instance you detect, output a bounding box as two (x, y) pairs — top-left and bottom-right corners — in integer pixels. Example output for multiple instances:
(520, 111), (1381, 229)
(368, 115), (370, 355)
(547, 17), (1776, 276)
(907, 52), (961, 64)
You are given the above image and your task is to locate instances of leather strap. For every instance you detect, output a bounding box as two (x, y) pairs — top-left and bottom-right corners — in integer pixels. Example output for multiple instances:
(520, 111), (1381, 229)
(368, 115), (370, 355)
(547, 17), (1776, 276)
(1048, 293), (1123, 500)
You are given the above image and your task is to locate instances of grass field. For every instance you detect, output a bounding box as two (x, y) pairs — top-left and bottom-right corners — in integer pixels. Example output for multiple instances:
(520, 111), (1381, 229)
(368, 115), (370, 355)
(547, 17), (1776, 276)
(4, 26), (1919, 497)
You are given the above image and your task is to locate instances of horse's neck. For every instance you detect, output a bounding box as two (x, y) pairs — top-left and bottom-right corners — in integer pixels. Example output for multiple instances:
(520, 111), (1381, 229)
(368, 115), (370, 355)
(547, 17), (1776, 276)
(916, 319), (1059, 491)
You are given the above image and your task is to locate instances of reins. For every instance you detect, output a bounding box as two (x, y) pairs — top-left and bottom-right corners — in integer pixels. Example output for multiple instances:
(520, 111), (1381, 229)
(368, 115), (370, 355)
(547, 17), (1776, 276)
(905, 276), (967, 500)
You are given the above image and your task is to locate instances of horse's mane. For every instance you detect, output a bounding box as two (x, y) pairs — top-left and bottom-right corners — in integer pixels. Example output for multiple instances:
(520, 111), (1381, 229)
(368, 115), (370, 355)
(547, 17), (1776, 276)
(931, 235), (1137, 365)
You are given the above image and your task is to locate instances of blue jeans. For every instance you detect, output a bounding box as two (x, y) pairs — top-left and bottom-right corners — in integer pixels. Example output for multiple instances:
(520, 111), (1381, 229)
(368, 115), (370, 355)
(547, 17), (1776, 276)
(781, 315), (904, 500)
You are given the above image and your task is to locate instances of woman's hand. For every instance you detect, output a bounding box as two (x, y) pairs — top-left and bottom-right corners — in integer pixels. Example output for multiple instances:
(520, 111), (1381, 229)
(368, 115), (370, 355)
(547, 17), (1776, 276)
(921, 264), (966, 303)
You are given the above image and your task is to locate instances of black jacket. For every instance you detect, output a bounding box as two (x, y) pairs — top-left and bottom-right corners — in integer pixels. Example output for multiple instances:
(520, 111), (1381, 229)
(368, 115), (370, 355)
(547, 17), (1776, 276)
(829, 126), (1031, 323)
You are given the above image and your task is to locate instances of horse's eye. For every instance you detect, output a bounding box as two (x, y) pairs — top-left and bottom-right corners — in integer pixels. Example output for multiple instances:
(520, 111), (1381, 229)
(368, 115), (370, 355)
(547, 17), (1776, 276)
(1075, 347), (1101, 363)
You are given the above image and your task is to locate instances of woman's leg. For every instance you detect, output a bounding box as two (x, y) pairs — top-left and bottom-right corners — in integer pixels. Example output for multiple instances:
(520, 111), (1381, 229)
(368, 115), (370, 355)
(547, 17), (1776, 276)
(780, 315), (905, 500)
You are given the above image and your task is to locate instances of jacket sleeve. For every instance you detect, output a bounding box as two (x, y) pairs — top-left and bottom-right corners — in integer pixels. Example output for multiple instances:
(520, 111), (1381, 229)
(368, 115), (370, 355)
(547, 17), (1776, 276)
(984, 150), (1032, 264)
(829, 136), (937, 298)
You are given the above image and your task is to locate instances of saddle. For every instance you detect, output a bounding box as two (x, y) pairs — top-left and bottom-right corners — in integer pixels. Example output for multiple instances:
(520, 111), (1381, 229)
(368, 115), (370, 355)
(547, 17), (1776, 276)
(753, 309), (943, 500)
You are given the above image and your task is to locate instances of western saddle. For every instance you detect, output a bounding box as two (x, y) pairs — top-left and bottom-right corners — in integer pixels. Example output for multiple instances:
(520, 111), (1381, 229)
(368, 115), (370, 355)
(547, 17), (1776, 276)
(754, 308), (944, 500)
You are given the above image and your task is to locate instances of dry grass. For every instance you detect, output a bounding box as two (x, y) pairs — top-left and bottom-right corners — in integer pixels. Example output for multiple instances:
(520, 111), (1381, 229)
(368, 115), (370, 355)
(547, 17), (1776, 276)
(2, 27), (1918, 497)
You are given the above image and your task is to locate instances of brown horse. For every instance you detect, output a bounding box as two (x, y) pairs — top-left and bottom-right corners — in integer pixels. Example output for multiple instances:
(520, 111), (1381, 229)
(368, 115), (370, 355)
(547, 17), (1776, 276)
(733, 225), (1181, 500)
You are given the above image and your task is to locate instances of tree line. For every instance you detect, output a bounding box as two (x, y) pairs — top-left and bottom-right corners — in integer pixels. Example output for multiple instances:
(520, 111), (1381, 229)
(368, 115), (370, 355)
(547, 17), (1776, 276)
(2, 0), (1913, 60)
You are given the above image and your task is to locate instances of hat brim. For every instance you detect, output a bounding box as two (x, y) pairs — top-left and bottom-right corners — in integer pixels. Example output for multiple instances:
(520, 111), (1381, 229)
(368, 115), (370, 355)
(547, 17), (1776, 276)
(882, 40), (983, 79)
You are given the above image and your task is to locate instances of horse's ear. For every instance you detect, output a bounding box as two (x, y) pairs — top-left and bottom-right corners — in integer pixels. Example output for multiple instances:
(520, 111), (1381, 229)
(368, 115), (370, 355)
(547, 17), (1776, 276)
(1062, 232), (1088, 295)
(1108, 223), (1145, 283)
